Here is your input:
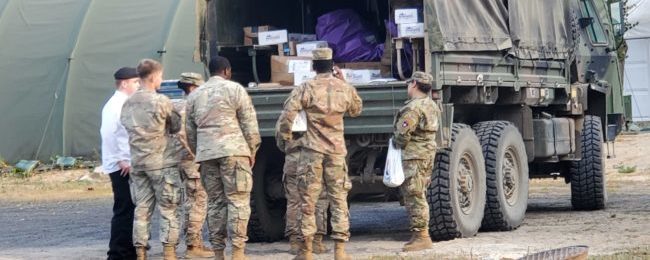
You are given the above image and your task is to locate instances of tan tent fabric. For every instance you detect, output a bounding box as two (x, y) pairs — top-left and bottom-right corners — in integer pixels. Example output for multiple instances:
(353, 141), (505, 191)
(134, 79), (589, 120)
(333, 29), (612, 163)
(0, 0), (203, 162)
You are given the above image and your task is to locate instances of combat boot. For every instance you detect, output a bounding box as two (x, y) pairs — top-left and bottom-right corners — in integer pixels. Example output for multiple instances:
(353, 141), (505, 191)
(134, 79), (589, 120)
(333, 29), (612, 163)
(289, 235), (301, 255)
(334, 240), (351, 260)
(162, 245), (177, 260)
(402, 230), (433, 252)
(185, 235), (215, 258)
(135, 246), (147, 260)
(213, 249), (225, 260)
(232, 245), (247, 260)
(293, 237), (313, 260)
(312, 234), (329, 254)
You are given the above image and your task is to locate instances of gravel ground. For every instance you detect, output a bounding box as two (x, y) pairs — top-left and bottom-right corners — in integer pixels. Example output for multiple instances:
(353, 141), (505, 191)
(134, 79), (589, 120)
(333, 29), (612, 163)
(0, 134), (649, 259)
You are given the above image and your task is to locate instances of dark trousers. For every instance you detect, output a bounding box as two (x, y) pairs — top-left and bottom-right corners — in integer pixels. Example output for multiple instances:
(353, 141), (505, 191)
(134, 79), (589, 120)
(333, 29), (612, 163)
(107, 171), (136, 260)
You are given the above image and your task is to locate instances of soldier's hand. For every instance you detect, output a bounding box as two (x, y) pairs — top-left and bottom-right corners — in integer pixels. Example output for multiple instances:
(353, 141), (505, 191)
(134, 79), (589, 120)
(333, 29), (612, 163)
(118, 160), (131, 177)
(248, 157), (256, 168)
(333, 66), (345, 81)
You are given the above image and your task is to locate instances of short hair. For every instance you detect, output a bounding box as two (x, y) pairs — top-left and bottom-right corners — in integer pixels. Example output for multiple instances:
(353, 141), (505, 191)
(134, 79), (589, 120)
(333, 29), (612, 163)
(313, 60), (333, 74)
(416, 82), (432, 93)
(137, 59), (163, 79)
(209, 56), (231, 75)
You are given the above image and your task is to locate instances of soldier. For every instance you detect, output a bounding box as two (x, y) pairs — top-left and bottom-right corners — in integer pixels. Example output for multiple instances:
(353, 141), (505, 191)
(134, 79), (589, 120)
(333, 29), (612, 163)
(276, 48), (363, 260)
(165, 72), (214, 258)
(392, 71), (440, 252)
(120, 59), (183, 260)
(185, 56), (261, 260)
(278, 129), (330, 255)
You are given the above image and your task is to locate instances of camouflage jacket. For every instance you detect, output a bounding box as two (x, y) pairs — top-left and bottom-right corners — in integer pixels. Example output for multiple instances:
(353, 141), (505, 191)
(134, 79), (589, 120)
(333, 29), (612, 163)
(276, 73), (363, 155)
(163, 99), (194, 166)
(120, 88), (181, 172)
(186, 76), (261, 162)
(393, 96), (440, 160)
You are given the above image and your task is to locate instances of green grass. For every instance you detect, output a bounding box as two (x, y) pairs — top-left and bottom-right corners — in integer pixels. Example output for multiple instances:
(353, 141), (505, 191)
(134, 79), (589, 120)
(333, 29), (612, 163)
(590, 247), (650, 260)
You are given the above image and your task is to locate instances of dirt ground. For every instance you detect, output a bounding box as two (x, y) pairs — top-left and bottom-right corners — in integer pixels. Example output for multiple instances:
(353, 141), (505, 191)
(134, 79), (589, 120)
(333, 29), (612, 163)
(1, 134), (650, 259)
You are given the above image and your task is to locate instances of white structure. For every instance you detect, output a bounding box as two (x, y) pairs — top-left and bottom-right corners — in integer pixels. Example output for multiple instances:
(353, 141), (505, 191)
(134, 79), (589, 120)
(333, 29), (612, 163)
(624, 0), (650, 121)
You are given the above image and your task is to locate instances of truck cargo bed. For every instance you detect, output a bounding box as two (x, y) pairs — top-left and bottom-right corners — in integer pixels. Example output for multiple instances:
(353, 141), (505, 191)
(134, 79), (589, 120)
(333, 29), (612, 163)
(249, 82), (408, 137)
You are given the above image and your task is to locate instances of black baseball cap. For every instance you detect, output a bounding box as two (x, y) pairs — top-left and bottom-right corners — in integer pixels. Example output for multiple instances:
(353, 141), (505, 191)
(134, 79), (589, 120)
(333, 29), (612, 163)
(113, 67), (139, 80)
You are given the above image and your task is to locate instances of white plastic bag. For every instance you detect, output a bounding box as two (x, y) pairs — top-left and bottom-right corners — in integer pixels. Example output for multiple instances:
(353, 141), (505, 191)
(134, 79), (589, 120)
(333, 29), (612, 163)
(383, 138), (405, 187)
(291, 110), (307, 132)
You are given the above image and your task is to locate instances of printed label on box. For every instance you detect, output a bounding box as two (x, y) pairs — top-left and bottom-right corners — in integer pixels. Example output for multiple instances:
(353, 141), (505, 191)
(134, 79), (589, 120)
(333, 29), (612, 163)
(395, 9), (419, 24)
(398, 23), (425, 38)
(258, 30), (288, 46)
(341, 69), (381, 84)
(296, 41), (329, 57)
(287, 60), (312, 73)
(294, 71), (317, 85)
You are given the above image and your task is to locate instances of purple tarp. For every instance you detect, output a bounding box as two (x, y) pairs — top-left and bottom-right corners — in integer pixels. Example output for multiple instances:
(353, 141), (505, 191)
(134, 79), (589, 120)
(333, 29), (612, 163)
(316, 9), (382, 63)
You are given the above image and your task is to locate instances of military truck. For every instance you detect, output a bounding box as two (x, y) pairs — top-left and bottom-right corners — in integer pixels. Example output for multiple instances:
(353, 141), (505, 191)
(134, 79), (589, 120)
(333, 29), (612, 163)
(195, 0), (625, 242)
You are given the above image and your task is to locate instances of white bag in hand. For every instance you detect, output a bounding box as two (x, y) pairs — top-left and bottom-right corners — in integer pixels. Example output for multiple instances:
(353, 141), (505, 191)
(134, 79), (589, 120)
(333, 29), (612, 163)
(383, 138), (405, 187)
(292, 110), (307, 132)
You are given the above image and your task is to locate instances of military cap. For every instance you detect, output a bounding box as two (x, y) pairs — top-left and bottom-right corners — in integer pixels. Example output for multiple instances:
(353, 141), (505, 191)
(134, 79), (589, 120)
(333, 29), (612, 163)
(312, 48), (333, 61)
(178, 72), (205, 86)
(113, 67), (138, 80)
(409, 71), (434, 85)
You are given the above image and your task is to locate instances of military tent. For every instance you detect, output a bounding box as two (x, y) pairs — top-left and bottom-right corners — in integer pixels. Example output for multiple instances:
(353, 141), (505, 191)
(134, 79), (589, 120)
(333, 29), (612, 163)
(624, 0), (650, 121)
(0, 0), (203, 163)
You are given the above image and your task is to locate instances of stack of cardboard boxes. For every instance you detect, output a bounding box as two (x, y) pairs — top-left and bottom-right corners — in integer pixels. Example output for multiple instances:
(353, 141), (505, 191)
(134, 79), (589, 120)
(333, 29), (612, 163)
(243, 19), (409, 86)
(395, 8), (425, 38)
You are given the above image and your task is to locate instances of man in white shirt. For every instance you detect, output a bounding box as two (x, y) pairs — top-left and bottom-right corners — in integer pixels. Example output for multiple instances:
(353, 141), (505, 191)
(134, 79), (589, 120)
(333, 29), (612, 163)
(101, 67), (140, 260)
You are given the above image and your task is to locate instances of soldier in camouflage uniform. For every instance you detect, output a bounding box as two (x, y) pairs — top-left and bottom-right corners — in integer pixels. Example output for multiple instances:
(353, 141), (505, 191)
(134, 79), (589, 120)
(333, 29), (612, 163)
(185, 56), (261, 260)
(276, 48), (362, 260)
(392, 71), (440, 252)
(279, 133), (330, 255)
(165, 72), (214, 258)
(120, 59), (183, 260)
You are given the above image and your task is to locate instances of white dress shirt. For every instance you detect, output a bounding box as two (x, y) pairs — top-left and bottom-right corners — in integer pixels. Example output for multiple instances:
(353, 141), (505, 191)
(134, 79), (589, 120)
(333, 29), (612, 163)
(100, 90), (131, 174)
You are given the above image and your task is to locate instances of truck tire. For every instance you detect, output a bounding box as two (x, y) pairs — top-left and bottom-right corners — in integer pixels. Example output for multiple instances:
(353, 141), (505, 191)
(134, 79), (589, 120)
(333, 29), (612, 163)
(248, 147), (286, 242)
(428, 124), (486, 240)
(570, 115), (607, 210)
(473, 121), (529, 231)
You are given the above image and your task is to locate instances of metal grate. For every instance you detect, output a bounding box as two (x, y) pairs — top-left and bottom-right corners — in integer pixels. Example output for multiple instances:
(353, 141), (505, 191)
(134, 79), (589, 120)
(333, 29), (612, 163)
(519, 245), (589, 260)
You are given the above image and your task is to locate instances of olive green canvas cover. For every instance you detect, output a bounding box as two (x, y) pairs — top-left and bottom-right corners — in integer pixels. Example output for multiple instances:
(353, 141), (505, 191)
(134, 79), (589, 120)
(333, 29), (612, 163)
(424, 0), (574, 59)
(0, 0), (203, 162)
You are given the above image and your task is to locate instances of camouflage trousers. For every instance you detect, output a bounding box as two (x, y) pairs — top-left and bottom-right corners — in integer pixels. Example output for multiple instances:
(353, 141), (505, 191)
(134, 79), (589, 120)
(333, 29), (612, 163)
(180, 161), (208, 246)
(130, 167), (182, 247)
(297, 148), (351, 242)
(284, 150), (329, 238)
(400, 159), (433, 232)
(200, 156), (252, 250)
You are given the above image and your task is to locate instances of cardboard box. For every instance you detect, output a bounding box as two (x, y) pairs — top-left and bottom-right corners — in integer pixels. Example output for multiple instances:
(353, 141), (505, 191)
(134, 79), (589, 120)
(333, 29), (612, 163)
(395, 9), (419, 24)
(288, 33), (317, 43)
(278, 41), (297, 56)
(243, 25), (273, 46)
(271, 55), (313, 85)
(398, 23), (425, 38)
(336, 62), (382, 70)
(294, 71), (317, 86)
(341, 69), (381, 84)
(258, 30), (288, 46)
(296, 41), (329, 57)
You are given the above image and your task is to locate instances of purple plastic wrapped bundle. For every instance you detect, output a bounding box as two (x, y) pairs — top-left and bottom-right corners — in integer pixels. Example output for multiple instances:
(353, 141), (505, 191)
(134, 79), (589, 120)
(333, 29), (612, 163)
(316, 9), (382, 62)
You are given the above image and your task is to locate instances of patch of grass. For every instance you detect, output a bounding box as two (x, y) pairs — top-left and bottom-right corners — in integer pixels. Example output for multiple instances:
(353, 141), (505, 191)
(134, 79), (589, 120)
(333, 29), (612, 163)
(590, 247), (650, 260)
(0, 170), (111, 202)
(615, 164), (637, 174)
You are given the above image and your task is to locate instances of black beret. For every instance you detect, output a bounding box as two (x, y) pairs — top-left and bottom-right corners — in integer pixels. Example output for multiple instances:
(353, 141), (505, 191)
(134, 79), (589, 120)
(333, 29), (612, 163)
(113, 67), (138, 80)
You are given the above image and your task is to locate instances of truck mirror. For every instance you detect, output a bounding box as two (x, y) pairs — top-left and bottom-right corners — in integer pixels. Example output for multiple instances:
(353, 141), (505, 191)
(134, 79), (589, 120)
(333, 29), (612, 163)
(579, 17), (594, 28)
